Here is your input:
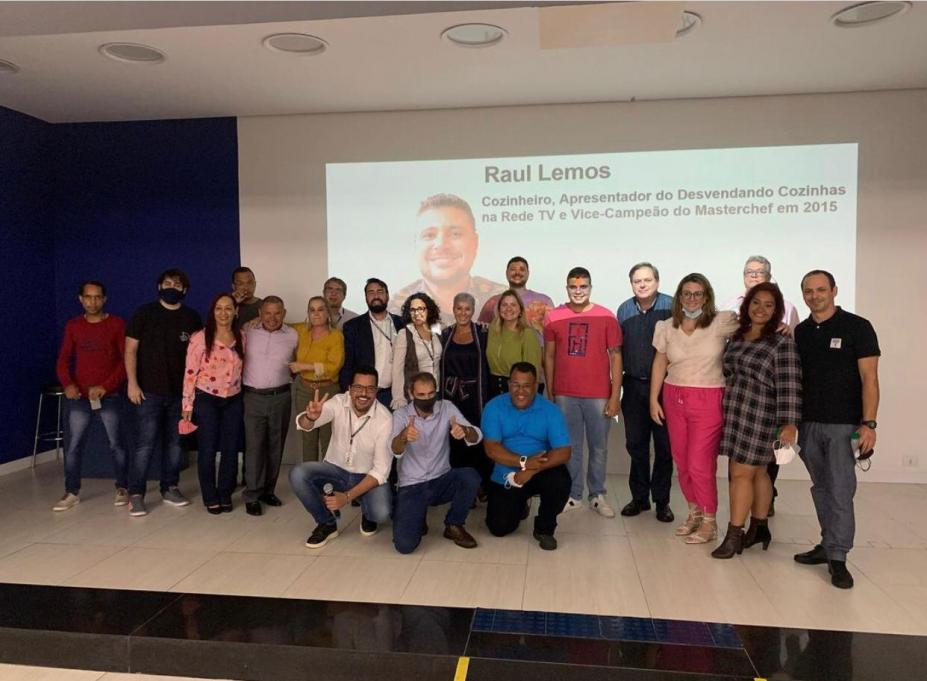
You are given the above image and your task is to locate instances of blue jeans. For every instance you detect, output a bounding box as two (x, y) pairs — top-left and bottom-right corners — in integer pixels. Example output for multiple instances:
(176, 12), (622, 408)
(129, 393), (184, 496)
(556, 395), (611, 500)
(64, 395), (127, 494)
(289, 461), (392, 526)
(392, 468), (481, 555)
(193, 390), (244, 506)
(799, 422), (858, 561)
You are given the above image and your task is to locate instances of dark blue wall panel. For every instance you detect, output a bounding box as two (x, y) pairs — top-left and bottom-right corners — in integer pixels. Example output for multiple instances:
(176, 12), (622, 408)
(0, 109), (240, 464)
(0, 107), (57, 464)
(52, 117), (240, 325)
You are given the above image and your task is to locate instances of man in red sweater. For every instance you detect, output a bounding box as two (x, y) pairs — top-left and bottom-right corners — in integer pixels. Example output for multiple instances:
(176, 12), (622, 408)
(53, 281), (127, 511)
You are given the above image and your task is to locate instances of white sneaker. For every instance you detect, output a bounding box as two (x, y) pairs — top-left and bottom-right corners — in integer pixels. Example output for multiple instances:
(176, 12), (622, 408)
(53, 493), (80, 512)
(590, 494), (616, 518)
(562, 497), (582, 513)
(114, 488), (129, 506)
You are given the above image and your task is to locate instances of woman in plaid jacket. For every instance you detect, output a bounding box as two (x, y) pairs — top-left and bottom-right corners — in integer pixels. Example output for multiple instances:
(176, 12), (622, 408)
(712, 283), (802, 559)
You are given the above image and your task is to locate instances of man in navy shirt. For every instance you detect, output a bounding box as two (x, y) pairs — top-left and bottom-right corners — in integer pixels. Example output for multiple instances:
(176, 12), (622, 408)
(615, 262), (674, 522)
(483, 362), (572, 550)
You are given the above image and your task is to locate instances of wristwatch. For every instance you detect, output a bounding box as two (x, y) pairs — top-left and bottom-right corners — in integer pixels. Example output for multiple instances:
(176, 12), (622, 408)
(519, 456), (528, 471)
(860, 420), (877, 430)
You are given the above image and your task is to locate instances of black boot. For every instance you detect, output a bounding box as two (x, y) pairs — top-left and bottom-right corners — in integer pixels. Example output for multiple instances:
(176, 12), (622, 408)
(743, 517), (772, 550)
(711, 524), (744, 559)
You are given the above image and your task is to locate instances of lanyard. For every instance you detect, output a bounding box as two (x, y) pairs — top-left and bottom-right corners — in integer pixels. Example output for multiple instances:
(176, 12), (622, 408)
(416, 327), (436, 364)
(348, 409), (371, 446)
(370, 314), (395, 345)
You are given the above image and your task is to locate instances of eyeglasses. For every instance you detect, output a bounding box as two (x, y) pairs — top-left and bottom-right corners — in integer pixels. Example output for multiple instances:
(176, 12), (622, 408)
(409, 306), (427, 315)
(681, 291), (705, 300)
(349, 384), (378, 394)
(744, 269), (768, 278)
(567, 285), (590, 292)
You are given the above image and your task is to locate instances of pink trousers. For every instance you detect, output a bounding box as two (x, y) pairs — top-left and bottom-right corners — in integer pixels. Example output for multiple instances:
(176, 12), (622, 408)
(662, 383), (724, 514)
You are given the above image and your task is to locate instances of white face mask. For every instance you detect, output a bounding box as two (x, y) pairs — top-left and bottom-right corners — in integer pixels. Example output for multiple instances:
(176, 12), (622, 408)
(682, 307), (704, 320)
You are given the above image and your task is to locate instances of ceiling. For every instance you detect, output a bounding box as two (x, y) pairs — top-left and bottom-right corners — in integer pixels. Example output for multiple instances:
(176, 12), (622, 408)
(0, 1), (925, 123)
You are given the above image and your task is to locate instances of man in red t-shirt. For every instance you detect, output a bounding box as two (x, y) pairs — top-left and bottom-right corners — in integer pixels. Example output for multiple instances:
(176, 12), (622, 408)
(543, 267), (623, 517)
(53, 281), (127, 511)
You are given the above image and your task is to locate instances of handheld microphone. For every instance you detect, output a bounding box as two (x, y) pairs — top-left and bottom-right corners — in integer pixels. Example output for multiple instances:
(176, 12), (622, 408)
(322, 483), (334, 497)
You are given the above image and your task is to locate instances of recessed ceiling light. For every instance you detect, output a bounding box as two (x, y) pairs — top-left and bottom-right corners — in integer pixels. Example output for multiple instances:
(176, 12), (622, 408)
(99, 42), (166, 64)
(676, 11), (702, 38)
(263, 33), (328, 56)
(442, 23), (507, 48)
(0, 59), (19, 74)
(831, 1), (911, 27)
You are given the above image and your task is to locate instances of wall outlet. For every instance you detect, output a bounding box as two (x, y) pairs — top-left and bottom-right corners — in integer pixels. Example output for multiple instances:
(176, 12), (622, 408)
(901, 455), (919, 468)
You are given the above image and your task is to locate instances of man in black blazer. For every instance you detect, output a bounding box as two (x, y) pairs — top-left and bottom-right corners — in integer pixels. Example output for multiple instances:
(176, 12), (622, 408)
(340, 278), (404, 408)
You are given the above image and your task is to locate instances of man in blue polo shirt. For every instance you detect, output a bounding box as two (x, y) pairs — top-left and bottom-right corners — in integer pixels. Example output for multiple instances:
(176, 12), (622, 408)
(483, 362), (572, 550)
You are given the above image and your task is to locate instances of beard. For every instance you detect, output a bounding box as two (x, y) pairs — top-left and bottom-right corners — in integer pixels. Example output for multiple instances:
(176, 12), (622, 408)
(368, 300), (387, 313)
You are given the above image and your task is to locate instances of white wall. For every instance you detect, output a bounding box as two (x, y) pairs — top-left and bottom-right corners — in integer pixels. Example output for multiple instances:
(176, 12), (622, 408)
(238, 89), (927, 484)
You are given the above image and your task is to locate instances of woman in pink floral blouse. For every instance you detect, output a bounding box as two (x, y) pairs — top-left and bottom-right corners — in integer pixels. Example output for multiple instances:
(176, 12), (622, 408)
(183, 293), (244, 513)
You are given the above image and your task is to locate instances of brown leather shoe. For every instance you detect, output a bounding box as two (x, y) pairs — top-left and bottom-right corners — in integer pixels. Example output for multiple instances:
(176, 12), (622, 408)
(443, 524), (477, 549)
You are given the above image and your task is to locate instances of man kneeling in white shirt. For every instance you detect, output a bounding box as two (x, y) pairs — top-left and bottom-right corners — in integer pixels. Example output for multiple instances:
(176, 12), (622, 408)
(290, 366), (393, 548)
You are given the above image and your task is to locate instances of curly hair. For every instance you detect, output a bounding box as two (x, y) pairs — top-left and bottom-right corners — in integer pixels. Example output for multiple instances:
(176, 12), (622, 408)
(733, 282), (785, 341)
(401, 292), (441, 327)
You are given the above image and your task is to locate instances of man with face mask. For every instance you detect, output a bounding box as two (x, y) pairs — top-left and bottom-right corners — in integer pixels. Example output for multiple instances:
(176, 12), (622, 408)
(390, 372), (482, 554)
(544, 266), (623, 517)
(340, 278), (404, 407)
(125, 268), (202, 517)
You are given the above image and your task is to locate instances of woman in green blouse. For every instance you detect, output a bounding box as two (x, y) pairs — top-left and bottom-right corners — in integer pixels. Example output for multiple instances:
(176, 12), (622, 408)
(486, 289), (543, 397)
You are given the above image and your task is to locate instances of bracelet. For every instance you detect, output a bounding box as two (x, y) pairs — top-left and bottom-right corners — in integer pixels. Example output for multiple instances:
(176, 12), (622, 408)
(345, 490), (352, 500)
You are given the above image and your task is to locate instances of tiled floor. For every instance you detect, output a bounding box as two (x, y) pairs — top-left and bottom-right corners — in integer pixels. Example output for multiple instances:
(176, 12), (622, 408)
(2, 460), (927, 636)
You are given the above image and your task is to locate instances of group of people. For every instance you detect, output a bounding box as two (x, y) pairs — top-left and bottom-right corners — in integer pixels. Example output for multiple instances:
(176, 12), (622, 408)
(55, 252), (879, 588)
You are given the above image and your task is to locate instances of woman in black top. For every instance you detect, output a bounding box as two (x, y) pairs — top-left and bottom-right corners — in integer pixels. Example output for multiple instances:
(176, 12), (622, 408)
(440, 292), (491, 493)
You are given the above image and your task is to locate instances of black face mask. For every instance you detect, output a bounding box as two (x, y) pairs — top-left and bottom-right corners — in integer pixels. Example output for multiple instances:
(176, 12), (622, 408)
(159, 288), (186, 305)
(413, 397), (436, 414)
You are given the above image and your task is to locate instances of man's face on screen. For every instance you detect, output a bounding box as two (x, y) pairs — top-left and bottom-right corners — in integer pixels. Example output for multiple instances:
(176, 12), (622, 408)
(415, 207), (478, 286)
(506, 261), (529, 288)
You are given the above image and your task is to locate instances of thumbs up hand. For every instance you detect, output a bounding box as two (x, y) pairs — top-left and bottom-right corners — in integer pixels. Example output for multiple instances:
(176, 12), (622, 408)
(449, 415), (467, 441)
(404, 414), (419, 443)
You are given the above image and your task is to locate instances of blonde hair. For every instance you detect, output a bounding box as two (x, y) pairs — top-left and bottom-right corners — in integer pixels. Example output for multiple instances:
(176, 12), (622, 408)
(491, 289), (527, 334)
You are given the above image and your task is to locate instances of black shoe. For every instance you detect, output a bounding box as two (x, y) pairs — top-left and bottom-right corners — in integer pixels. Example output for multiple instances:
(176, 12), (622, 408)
(206, 504), (222, 515)
(259, 494), (283, 507)
(794, 544), (828, 565)
(245, 501), (263, 516)
(743, 517), (772, 550)
(360, 517), (378, 536)
(305, 523), (339, 548)
(620, 499), (652, 517)
(711, 524), (745, 559)
(655, 504), (675, 523)
(350, 498), (361, 508)
(828, 560), (854, 589)
(533, 530), (558, 551)
(220, 501), (233, 513)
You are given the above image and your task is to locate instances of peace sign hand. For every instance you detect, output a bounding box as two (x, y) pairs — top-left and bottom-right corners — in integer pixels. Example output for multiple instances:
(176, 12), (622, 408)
(449, 416), (467, 441)
(305, 388), (331, 422)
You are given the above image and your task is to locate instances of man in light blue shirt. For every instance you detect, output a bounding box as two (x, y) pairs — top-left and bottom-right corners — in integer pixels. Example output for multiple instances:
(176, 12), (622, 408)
(391, 372), (482, 554)
(482, 362), (572, 550)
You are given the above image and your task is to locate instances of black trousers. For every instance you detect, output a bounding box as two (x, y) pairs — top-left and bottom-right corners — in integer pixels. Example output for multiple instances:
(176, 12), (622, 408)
(486, 465), (571, 536)
(621, 377), (673, 506)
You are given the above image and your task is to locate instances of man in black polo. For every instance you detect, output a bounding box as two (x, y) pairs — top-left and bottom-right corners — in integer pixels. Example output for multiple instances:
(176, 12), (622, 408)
(793, 270), (880, 589)
(615, 262), (674, 522)
(340, 278), (403, 407)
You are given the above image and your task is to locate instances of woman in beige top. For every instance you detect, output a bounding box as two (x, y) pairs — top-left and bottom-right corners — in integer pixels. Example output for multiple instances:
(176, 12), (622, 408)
(650, 273), (738, 545)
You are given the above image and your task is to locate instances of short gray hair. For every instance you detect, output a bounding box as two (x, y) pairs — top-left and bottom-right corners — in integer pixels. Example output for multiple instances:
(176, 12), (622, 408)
(261, 295), (284, 308)
(628, 262), (660, 281)
(744, 255), (772, 274)
(453, 292), (476, 309)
